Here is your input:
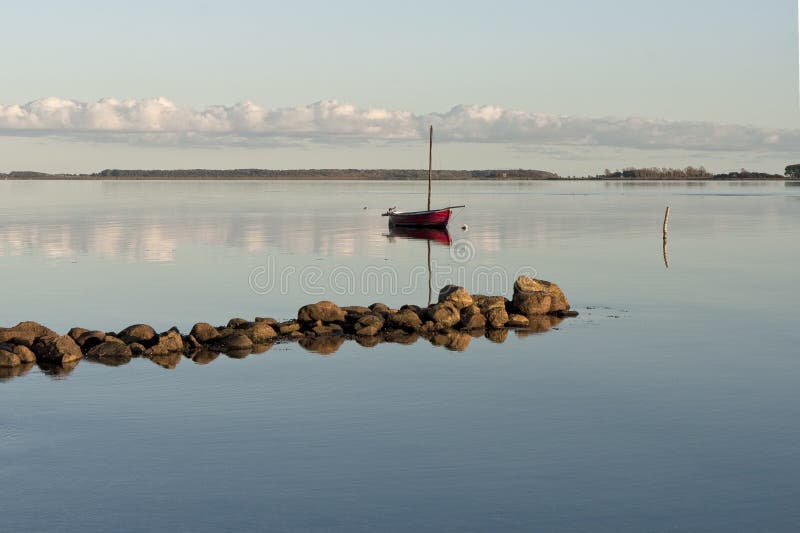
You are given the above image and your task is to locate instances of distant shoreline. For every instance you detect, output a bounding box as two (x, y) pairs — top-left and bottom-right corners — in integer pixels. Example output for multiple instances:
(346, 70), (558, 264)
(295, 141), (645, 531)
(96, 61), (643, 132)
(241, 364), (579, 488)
(0, 169), (795, 182)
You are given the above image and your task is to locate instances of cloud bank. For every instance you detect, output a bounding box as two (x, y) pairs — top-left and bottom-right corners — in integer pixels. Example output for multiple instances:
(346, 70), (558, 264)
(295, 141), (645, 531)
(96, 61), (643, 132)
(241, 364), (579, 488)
(1, 97), (798, 152)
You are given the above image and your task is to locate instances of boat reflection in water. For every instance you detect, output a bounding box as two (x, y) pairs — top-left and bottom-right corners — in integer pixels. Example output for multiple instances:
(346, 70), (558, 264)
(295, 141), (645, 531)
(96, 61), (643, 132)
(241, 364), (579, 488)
(385, 226), (452, 246)
(385, 226), (452, 306)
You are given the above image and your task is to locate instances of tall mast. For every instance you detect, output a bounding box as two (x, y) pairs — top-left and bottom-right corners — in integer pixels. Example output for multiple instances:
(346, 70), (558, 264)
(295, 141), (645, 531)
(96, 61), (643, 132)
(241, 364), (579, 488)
(428, 125), (432, 211)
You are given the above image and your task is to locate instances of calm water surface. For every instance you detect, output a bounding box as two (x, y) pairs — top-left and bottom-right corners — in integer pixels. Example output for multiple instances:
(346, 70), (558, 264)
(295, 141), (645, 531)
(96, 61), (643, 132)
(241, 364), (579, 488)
(1, 181), (799, 532)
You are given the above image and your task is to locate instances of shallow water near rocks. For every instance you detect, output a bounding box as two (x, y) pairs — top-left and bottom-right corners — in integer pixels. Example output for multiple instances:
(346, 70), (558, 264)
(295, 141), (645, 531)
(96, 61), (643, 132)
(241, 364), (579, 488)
(1, 180), (799, 532)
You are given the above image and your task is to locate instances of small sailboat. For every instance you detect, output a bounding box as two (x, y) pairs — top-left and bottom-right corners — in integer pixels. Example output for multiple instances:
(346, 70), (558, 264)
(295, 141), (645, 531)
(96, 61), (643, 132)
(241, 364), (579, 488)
(382, 126), (464, 228)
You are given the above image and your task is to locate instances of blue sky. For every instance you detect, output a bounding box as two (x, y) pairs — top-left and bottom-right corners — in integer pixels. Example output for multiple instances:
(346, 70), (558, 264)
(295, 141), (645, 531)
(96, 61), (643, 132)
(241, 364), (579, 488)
(1, 0), (798, 174)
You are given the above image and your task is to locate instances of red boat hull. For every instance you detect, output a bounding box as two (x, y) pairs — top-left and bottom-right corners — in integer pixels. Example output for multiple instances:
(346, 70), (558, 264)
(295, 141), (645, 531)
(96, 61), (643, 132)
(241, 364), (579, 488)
(387, 208), (452, 228)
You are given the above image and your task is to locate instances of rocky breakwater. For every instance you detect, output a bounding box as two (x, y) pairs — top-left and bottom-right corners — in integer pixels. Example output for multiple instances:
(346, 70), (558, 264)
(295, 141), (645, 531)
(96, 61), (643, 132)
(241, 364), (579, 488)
(0, 276), (576, 379)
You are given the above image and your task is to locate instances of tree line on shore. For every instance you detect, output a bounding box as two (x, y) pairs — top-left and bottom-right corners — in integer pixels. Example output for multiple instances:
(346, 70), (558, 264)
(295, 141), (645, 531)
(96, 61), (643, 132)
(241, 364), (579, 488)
(2, 165), (799, 180)
(599, 166), (790, 180)
(0, 168), (559, 180)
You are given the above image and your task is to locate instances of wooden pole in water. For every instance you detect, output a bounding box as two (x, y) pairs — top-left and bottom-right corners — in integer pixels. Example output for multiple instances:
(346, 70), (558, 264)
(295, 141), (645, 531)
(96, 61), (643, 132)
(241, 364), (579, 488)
(663, 206), (670, 269)
(427, 239), (432, 306)
(428, 125), (433, 211)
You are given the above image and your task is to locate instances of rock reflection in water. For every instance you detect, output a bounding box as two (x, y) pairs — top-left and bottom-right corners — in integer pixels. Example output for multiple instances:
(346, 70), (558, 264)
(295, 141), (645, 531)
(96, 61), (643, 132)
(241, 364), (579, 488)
(84, 353), (131, 367)
(0, 362), (35, 381)
(190, 349), (219, 365)
(147, 352), (182, 369)
(515, 316), (564, 337)
(37, 359), (79, 378)
(299, 335), (346, 356)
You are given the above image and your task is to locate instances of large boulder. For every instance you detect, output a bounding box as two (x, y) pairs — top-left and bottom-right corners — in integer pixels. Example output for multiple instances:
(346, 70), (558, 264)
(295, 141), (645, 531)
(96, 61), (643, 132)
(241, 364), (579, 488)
(368, 303), (391, 317)
(387, 309), (423, 331)
(512, 291), (551, 316)
(485, 306), (509, 329)
(13, 321), (57, 338)
(209, 332), (254, 353)
(514, 276), (570, 313)
(298, 301), (346, 324)
(76, 330), (107, 351)
(0, 321), (56, 348)
(438, 285), (474, 310)
(118, 324), (157, 345)
(354, 314), (384, 337)
(255, 316), (278, 325)
(242, 322), (277, 343)
(459, 305), (486, 330)
(190, 323), (221, 343)
(426, 302), (461, 330)
(227, 318), (250, 329)
(33, 335), (83, 364)
(473, 295), (509, 313)
(67, 327), (89, 342)
(144, 331), (184, 357)
(12, 345), (36, 364)
(343, 306), (373, 321)
(86, 341), (133, 360)
(277, 321), (301, 335)
(0, 328), (35, 347)
(0, 349), (21, 367)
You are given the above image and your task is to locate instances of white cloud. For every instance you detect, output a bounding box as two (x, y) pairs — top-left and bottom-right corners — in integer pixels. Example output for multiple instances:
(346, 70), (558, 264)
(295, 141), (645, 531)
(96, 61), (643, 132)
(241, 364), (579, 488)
(1, 97), (799, 152)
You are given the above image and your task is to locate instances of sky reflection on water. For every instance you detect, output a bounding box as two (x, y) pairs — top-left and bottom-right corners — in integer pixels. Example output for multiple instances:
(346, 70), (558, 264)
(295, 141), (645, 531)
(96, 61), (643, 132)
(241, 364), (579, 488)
(2, 180), (799, 532)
